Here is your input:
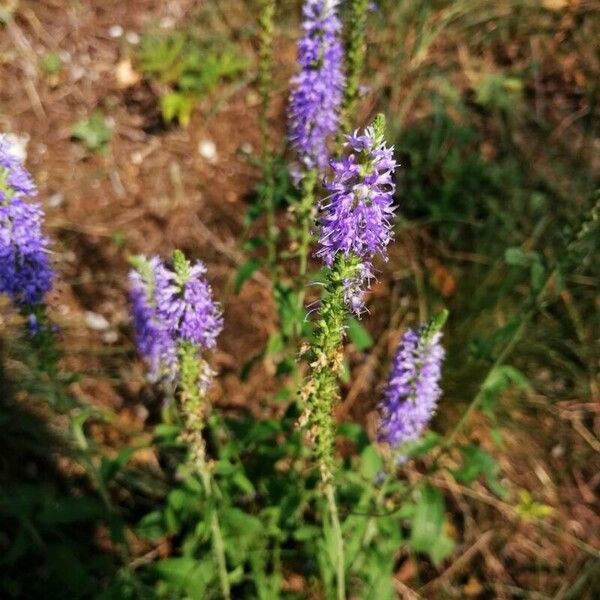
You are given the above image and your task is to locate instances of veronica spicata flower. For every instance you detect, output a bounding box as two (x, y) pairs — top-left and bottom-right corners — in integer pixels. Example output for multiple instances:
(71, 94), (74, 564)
(317, 117), (397, 313)
(288, 0), (345, 175)
(0, 135), (36, 201)
(378, 325), (445, 451)
(0, 136), (53, 312)
(129, 253), (223, 388)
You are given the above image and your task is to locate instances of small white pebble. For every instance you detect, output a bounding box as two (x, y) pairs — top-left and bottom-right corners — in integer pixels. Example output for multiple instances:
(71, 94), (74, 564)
(130, 151), (143, 165)
(84, 311), (110, 331)
(198, 139), (217, 163)
(125, 31), (140, 45)
(551, 444), (564, 458)
(1, 133), (29, 160)
(159, 16), (175, 29)
(70, 65), (85, 81)
(109, 25), (124, 38)
(134, 403), (149, 422)
(102, 330), (119, 344)
(48, 192), (64, 208)
(240, 142), (253, 154)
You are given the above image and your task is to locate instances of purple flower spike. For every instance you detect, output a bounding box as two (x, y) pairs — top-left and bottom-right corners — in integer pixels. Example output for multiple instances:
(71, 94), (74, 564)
(0, 200), (53, 308)
(129, 255), (223, 386)
(317, 119), (397, 313)
(0, 136), (53, 312)
(0, 136), (37, 201)
(378, 327), (445, 452)
(129, 257), (177, 380)
(288, 0), (345, 175)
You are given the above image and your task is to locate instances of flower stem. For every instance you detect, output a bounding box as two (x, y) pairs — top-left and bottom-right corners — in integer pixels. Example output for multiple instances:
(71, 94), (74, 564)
(258, 0), (278, 277)
(298, 258), (357, 600)
(179, 348), (231, 600)
(342, 0), (369, 130)
(325, 481), (346, 600)
(300, 256), (358, 477)
(197, 437), (231, 600)
(295, 169), (317, 335)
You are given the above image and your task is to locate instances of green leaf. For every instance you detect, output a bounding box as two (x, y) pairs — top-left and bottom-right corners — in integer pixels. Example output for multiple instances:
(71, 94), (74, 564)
(40, 52), (61, 75)
(530, 255), (546, 292)
(137, 510), (166, 540)
(410, 484), (454, 564)
(160, 92), (195, 127)
(99, 446), (137, 485)
(339, 357), (351, 384)
(154, 423), (181, 442)
(234, 258), (262, 293)
(505, 247), (527, 266)
(347, 317), (374, 351)
(240, 351), (265, 380)
(293, 525), (321, 541)
(360, 445), (383, 480)
(451, 445), (507, 497)
(338, 422), (369, 449)
(403, 431), (441, 457)
(71, 113), (112, 154)
(481, 365), (531, 414)
(232, 470), (255, 496)
(265, 333), (284, 356)
(154, 557), (214, 596)
(38, 497), (106, 524)
(430, 532), (455, 565)
(273, 386), (292, 402)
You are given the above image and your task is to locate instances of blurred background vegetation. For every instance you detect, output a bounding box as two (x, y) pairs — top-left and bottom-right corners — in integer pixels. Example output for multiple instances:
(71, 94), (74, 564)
(0, 0), (598, 598)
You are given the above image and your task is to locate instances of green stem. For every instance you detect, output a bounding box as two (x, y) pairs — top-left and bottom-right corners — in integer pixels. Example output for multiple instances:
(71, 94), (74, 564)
(258, 0), (275, 153)
(342, 0), (369, 132)
(300, 255), (359, 478)
(197, 438), (231, 600)
(179, 347), (231, 600)
(295, 169), (317, 336)
(264, 162), (278, 275)
(325, 481), (346, 600)
(258, 0), (278, 276)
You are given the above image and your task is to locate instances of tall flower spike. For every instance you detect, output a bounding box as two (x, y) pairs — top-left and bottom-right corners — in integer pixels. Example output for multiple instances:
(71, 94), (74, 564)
(0, 136), (53, 313)
(317, 114), (397, 314)
(288, 0), (345, 175)
(378, 314), (446, 453)
(129, 252), (223, 390)
(0, 135), (36, 201)
(129, 256), (177, 380)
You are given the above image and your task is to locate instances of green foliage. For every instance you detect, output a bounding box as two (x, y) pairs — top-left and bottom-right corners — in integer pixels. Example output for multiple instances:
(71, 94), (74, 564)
(347, 317), (374, 351)
(409, 484), (454, 565)
(137, 32), (248, 126)
(451, 444), (507, 497)
(39, 52), (61, 76)
(71, 113), (112, 154)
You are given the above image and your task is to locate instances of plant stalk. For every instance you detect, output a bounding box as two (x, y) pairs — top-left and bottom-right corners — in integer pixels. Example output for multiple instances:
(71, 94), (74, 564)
(258, 0), (278, 276)
(179, 348), (231, 600)
(295, 169), (317, 335)
(342, 0), (370, 131)
(325, 481), (346, 600)
(197, 439), (231, 600)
